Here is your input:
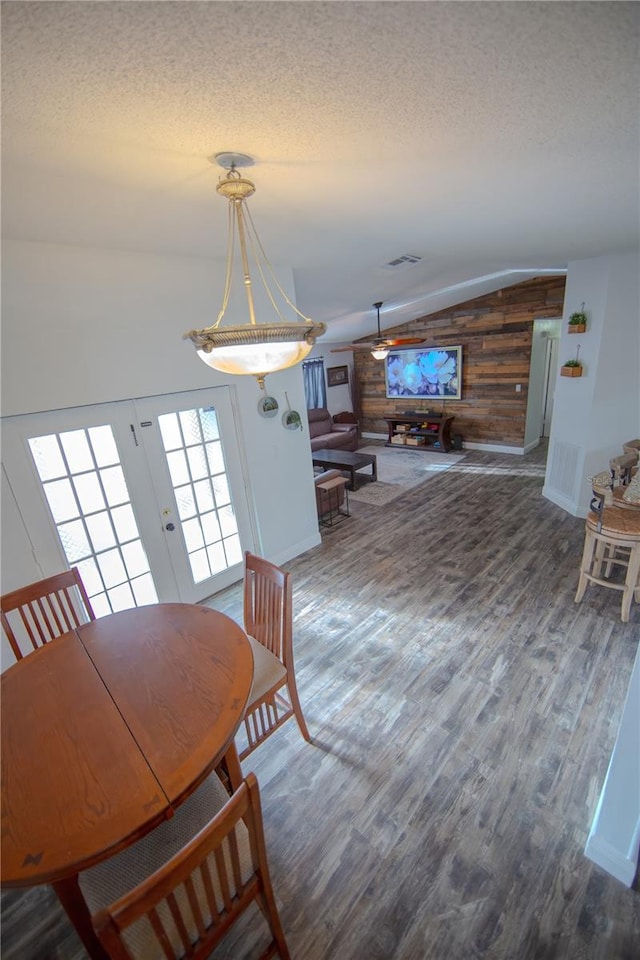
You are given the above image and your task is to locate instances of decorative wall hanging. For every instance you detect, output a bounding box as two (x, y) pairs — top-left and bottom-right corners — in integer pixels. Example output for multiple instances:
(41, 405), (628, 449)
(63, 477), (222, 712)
(327, 365), (349, 387)
(257, 394), (279, 418)
(282, 392), (303, 430)
(568, 302), (587, 334)
(561, 345), (583, 377)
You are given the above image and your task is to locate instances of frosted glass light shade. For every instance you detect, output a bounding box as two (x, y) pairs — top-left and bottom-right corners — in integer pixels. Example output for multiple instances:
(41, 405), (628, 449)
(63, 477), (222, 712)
(371, 347), (389, 360)
(197, 339), (314, 378)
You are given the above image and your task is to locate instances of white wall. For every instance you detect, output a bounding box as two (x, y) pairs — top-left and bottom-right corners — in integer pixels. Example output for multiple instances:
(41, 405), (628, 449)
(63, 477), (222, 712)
(1, 238), (322, 597)
(541, 251), (640, 887)
(305, 342), (355, 417)
(543, 252), (640, 516)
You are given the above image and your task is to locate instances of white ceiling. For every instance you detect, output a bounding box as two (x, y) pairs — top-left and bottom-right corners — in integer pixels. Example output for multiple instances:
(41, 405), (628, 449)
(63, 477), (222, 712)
(2, 1), (638, 343)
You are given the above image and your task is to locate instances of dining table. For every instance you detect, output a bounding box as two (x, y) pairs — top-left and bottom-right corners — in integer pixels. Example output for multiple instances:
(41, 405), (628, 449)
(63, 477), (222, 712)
(1, 602), (254, 960)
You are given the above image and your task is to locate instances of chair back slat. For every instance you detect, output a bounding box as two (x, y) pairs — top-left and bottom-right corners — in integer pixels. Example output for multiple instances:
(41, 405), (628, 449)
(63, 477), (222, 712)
(1, 568), (95, 660)
(147, 908), (174, 959)
(165, 892), (191, 953)
(183, 875), (207, 940)
(198, 861), (218, 923)
(244, 552), (291, 664)
(213, 845), (233, 913)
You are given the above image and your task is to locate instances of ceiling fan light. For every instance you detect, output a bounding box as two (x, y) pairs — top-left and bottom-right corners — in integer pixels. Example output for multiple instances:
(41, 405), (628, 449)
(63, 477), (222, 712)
(370, 301), (389, 359)
(371, 347), (389, 360)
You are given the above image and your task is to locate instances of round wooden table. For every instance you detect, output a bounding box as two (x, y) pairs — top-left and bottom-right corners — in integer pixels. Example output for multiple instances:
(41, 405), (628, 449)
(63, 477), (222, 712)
(1, 603), (253, 959)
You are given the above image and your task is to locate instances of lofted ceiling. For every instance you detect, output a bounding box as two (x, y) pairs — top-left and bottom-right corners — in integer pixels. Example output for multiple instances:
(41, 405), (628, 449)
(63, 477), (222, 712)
(1, 1), (638, 344)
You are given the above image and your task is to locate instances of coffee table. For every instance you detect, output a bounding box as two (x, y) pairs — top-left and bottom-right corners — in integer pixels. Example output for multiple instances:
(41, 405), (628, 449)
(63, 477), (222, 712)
(312, 448), (377, 490)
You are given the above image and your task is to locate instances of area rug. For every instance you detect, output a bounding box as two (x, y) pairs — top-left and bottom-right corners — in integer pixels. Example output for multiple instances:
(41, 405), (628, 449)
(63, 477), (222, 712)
(349, 444), (467, 506)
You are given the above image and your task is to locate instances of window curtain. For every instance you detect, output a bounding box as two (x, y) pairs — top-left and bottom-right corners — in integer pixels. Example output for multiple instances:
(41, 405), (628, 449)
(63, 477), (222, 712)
(302, 359), (327, 409)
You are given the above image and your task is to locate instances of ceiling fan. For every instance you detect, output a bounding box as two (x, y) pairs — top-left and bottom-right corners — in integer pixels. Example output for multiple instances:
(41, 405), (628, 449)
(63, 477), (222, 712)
(331, 301), (425, 358)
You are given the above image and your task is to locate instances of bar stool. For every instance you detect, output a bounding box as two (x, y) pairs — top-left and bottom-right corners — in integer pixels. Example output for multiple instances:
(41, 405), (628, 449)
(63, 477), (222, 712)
(575, 506), (640, 622)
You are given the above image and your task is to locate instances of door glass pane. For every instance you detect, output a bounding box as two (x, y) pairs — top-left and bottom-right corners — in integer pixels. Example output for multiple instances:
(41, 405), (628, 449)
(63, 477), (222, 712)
(166, 449), (190, 487)
(97, 547), (128, 588)
(218, 504), (237, 537)
(188, 549), (211, 583)
(206, 441), (224, 475)
(76, 557), (103, 595)
(182, 517), (205, 552)
(158, 413), (182, 451)
(43, 478), (79, 523)
(108, 581), (135, 612)
(212, 474), (231, 506)
(88, 425), (120, 466)
(207, 541), (227, 575)
(179, 409), (201, 446)
(28, 425), (158, 615)
(158, 406), (240, 585)
(85, 512), (117, 553)
(200, 409), (220, 442)
(73, 472), (106, 514)
(110, 504), (139, 543)
(100, 465), (129, 506)
(224, 533), (242, 567)
(187, 446), (208, 481)
(29, 435), (66, 480)
(60, 430), (94, 473)
(57, 519), (92, 562)
(201, 512), (221, 545)
(131, 573), (158, 606)
(193, 479), (214, 513)
(175, 485), (196, 520)
(122, 541), (150, 579)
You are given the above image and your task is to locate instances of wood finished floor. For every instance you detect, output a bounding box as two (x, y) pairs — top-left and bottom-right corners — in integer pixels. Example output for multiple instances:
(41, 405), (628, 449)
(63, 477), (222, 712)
(2, 443), (639, 960)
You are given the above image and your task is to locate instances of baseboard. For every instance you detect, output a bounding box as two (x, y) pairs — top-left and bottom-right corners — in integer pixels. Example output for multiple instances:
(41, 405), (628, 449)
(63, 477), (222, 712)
(584, 834), (639, 888)
(542, 484), (588, 517)
(362, 433), (526, 456)
(272, 532), (321, 566)
(462, 441), (525, 455)
(523, 438), (541, 455)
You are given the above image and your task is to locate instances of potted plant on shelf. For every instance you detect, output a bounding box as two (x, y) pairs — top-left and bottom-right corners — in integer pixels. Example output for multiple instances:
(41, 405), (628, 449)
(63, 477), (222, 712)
(568, 302), (587, 333)
(561, 359), (583, 377)
(561, 345), (583, 377)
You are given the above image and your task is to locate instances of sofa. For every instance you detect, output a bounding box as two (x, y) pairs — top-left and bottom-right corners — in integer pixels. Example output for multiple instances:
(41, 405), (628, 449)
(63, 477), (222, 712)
(307, 408), (358, 452)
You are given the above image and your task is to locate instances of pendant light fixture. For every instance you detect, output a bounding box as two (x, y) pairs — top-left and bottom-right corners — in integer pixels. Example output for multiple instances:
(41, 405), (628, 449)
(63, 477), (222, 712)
(184, 153), (326, 388)
(370, 302), (389, 359)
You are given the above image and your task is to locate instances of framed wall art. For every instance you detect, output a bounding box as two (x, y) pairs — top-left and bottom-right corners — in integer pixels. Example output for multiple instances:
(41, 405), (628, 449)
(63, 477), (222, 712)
(385, 346), (462, 400)
(327, 365), (349, 387)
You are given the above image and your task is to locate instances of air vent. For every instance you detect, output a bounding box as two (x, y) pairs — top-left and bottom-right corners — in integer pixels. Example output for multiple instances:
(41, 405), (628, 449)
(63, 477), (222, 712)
(381, 254), (423, 270)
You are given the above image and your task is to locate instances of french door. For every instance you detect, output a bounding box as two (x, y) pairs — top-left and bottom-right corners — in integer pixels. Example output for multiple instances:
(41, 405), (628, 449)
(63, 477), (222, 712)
(1, 388), (255, 609)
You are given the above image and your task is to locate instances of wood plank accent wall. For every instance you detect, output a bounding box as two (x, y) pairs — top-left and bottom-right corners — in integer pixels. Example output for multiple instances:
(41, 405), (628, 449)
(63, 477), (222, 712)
(354, 276), (566, 448)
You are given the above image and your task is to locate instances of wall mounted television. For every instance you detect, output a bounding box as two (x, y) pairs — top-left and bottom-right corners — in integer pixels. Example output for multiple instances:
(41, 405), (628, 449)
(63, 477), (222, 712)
(385, 346), (462, 400)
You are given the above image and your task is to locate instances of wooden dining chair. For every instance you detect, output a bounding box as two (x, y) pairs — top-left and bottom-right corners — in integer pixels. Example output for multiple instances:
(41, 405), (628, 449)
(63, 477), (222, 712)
(1, 567), (95, 660)
(239, 551), (310, 761)
(82, 772), (291, 960)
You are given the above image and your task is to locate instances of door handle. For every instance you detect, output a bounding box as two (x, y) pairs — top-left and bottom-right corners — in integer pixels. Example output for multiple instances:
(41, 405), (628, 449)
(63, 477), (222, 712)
(165, 522), (175, 532)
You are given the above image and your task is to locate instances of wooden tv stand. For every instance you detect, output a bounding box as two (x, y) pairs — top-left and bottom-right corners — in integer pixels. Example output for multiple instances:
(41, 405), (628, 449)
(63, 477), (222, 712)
(384, 413), (455, 453)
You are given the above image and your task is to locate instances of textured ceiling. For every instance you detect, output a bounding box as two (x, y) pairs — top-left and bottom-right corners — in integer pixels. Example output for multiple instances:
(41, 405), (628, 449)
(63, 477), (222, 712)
(2, 1), (638, 342)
